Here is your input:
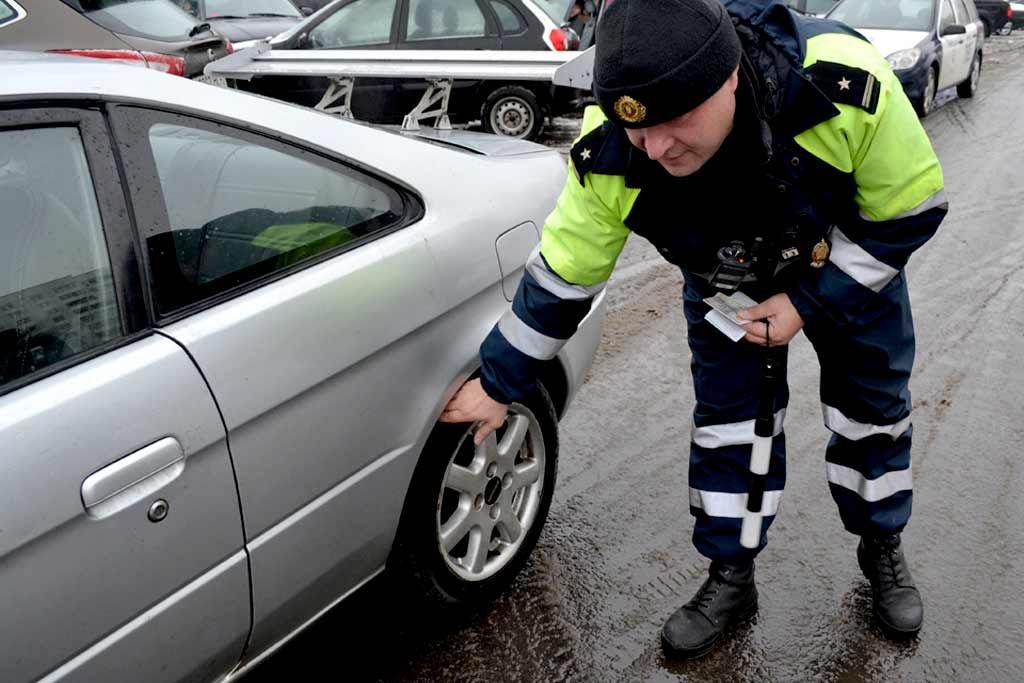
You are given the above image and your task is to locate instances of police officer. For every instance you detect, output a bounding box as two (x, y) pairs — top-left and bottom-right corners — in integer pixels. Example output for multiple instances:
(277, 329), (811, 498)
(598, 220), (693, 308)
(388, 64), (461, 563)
(440, 0), (947, 658)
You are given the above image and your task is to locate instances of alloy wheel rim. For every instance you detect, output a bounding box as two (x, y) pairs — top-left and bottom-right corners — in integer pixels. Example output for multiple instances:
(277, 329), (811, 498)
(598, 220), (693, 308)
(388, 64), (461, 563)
(436, 405), (545, 582)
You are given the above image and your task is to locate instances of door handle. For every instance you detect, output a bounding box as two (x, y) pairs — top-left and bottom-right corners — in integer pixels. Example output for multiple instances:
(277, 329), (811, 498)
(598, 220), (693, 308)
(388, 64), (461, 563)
(81, 437), (186, 519)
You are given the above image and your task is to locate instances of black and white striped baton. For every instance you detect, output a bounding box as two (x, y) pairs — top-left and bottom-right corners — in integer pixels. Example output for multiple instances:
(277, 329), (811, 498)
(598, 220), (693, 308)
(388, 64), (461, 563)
(740, 320), (776, 549)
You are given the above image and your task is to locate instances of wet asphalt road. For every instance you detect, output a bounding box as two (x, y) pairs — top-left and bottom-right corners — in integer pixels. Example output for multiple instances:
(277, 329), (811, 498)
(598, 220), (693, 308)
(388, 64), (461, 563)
(247, 36), (1024, 682)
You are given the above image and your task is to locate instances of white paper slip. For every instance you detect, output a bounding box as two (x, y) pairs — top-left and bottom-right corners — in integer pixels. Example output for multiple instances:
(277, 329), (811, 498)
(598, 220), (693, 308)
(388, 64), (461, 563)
(703, 291), (759, 325)
(705, 308), (748, 342)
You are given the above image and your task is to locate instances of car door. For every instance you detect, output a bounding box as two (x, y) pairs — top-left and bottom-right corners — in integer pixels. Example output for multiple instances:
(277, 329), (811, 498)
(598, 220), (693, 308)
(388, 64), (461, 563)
(938, 0), (968, 88)
(954, 0), (982, 68)
(108, 104), (448, 664)
(0, 107), (249, 683)
(395, 0), (501, 119)
(302, 0), (402, 121)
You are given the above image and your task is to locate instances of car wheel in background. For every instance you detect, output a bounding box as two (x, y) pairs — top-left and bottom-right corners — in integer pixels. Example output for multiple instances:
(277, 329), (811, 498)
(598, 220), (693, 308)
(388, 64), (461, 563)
(389, 383), (559, 607)
(481, 86), (545, 140)
(982, 18), (992, 36)
(957, 53), (982, 98)
(916, 65), (938, 117)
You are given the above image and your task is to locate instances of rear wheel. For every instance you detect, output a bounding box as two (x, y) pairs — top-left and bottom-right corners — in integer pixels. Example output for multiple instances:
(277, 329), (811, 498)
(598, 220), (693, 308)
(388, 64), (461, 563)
(957, 52), (982, 98)
(390, 384), (559, 607)
(982, 18), (992, 37)
(915, 66), (938, 117)
(481, 86), (545, 141)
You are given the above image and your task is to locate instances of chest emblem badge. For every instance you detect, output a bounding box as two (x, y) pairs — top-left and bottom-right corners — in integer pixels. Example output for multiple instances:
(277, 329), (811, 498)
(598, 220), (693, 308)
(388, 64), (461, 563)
(614, 96), (647, 124)
(810, 239), (830, 268)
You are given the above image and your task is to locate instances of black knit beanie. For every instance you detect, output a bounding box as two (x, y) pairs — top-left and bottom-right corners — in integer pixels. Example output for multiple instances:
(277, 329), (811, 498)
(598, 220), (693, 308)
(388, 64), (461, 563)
(594, 0), (742, 128)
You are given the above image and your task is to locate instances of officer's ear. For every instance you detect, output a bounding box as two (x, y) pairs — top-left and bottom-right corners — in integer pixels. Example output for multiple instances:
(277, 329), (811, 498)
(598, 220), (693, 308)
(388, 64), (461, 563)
(726, 66), (740, 94)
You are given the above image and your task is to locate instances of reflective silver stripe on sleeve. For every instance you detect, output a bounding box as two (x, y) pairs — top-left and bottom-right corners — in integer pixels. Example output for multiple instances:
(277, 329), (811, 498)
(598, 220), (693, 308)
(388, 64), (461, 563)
(688, 488), (783, 518)
(691, 409), (787, 449)
(526, 246), (606, 301)
(822, 405), (911, 441)
(828, 226), (899, 293)
(859, 189), (948, 221)
(826, 463), (912, 502)
(497, 309), (564, 360)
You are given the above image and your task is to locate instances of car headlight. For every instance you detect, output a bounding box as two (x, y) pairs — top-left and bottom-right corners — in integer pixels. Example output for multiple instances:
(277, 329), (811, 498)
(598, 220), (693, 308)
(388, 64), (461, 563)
(886, 48), (921, 71)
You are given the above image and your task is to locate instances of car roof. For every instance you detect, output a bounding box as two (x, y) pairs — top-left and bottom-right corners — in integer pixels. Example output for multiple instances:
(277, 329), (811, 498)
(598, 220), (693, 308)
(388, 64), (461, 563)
(0, 50), (431, 178)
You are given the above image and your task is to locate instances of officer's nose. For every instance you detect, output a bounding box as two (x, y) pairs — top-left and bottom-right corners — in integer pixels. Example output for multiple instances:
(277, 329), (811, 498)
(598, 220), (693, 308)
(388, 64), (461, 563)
(641, 126), (676, 162)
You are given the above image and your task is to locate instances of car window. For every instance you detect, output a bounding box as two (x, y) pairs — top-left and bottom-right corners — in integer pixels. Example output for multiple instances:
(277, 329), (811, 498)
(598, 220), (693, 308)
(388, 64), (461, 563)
(0, 0), (26, 27)
(79, 0), (200, 41)
(143, 123), (406, 314)
(308, 0), (396, 47)
(490, 0), (525, 33)
(953, 0), (974, 22)
(201, 0), (300, 19)
(940, 0), (957, 29)
(829, 0), (935, 31)
(407, 0), (486, 40)
(0, 127), (123, 387)
(529, 0), (572, 22)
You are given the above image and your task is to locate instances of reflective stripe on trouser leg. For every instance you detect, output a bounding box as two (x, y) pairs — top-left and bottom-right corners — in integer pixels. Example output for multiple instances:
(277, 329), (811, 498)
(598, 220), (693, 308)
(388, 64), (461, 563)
(683, 279), (790, 561)
(804, 273), (916, 536)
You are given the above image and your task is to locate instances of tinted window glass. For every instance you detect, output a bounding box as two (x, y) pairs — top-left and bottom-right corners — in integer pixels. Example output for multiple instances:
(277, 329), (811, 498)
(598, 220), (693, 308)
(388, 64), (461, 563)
(407, 0), (486, 40)
(144, 123), (405, 313)
(829, 0), (935, 30)
(81, 0), (200, 41)
(0, 0), (25, 26)
(309, 0), (396, 47)
(489, 0), (525, 33)
(953, 0), (973, 22)
(0, 127), (122, 386)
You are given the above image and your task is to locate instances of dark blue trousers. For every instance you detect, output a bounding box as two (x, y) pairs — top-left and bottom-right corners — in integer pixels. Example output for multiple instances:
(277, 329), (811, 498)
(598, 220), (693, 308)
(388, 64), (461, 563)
(683, 273), (916, 562)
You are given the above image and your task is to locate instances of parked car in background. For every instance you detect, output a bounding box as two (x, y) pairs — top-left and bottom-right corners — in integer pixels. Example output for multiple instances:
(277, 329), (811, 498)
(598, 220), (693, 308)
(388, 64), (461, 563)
(973, 0), (1012, 34)
(0, 50), (606, 683)
(1010, 0), (1024, 27)
(174, 0), (304, 50)
(0, 0), (231, 76)
(827, 0), (983, 116)
(236, 0), (584, 140)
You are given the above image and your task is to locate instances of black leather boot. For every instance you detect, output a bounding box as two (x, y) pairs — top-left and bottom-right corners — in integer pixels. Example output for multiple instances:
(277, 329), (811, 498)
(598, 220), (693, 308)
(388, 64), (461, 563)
(661, 561), (758, 659)
(858, 533), (923, 638)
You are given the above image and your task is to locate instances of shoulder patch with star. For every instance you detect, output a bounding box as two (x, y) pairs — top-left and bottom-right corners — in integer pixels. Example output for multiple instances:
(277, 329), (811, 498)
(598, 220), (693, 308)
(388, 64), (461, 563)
(805, 60), (881, 115)
(570, 121), (631, 186)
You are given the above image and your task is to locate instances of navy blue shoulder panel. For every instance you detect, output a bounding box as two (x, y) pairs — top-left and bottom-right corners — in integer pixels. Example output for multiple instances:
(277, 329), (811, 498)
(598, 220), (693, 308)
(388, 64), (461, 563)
(570, 120), (631, 185)
(725, 0), (871, 64)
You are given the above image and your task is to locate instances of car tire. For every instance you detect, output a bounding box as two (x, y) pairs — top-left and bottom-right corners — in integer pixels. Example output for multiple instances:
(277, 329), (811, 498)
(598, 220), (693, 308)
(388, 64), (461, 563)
(481, 86), (545, 140)
(915, 65), (938, 117)
(389, 383), (559, 608)
(957, 52), (982, 98)
(982, 18), (992, 37)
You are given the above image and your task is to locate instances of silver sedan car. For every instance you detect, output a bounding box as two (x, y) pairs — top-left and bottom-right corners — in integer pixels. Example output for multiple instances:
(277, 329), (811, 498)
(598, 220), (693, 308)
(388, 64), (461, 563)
(0, 51), (605, 682)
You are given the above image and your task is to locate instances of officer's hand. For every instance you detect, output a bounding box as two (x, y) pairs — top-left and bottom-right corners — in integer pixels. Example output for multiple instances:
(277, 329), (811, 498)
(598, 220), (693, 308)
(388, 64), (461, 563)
(738, 293), (804, 347)
(439, 378), (510, 445)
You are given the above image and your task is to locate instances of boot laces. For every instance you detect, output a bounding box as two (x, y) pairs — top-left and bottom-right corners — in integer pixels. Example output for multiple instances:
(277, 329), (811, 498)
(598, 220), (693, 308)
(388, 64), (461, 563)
(689, 576), (722, 613)
(873, 536), (909, 588)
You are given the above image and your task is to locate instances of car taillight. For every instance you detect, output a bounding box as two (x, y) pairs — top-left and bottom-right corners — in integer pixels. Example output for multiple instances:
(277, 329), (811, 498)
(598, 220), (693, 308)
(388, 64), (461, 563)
(225, 41), (235, 54)
(47, 49), (186, 76)
(549, 27), (569, 51)
(1008, 6), (1014, 18)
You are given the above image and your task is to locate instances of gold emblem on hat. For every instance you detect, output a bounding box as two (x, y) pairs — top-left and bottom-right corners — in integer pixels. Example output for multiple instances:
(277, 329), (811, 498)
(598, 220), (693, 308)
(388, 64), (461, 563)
(810, 239), (830, 268)
(614, 95), (647, 124)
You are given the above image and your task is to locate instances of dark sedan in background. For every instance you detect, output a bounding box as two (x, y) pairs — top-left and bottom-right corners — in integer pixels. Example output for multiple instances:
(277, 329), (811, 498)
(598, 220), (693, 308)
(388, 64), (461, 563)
(237, 0), (585, 139)
(0, 0), (231, 77)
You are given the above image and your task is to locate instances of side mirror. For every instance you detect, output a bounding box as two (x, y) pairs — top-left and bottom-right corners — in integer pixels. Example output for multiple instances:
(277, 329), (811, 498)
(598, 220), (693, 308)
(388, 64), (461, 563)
(941, 23), (967, 36)
(300, 6), (314, 15)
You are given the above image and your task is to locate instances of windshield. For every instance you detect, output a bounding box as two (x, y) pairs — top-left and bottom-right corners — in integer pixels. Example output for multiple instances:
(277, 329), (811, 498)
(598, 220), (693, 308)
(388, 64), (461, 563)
(198, 0), (299, 19)
(81, 0), (201, 40)
(828, 0), (935, 31)
(529, 0), (573, 23)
